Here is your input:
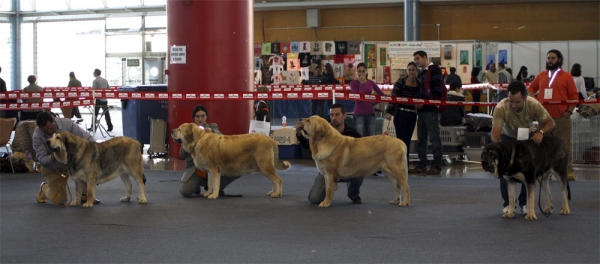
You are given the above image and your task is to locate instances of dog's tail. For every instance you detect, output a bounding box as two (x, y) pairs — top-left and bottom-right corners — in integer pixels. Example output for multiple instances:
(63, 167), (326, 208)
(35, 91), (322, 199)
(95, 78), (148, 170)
(272, 142), (291, 171)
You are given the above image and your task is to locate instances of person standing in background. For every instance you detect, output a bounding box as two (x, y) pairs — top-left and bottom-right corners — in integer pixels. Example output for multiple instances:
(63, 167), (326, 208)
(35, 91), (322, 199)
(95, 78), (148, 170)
(67, 72), (84, 123)
(385, 61), (421, 161)
(305, 65), (327, 118)
(444, 67), (462, 87)
(89, 69), (113, 132)
(570, 63), (587, 99)
(470, 67), (482, 113)
(528, 49), (579, 181)
(21, 75), (46, 120)
(350, 62), (385, 136)
(497, 63), (513, 102)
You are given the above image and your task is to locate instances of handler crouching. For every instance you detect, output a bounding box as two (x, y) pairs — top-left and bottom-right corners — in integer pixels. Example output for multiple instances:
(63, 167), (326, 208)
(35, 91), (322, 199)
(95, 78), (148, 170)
(33, 112), (100, 205)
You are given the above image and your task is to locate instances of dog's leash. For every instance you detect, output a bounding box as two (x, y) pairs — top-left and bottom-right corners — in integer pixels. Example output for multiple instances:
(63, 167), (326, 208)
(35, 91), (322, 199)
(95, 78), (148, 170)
(49, 154), (72, 208)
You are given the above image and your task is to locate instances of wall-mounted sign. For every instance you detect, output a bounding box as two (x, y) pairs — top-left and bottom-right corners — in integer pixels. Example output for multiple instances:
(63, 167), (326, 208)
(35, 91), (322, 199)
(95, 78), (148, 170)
(170, 46), (186, 64)
(127, 59), (140, 67)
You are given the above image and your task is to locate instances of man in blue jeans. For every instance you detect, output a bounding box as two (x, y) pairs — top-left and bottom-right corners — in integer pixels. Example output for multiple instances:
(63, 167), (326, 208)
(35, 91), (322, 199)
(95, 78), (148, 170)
(295, 103), (364, 204)
(409, 50), (444, 175)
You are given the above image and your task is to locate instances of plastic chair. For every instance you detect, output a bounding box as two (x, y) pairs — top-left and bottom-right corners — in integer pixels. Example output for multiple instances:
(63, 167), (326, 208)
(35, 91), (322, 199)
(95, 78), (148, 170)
(0, 118), (18, 173)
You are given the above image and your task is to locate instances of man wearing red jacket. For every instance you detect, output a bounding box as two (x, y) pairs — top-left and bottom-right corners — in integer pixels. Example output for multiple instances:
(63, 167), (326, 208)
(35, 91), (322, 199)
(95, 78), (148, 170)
(528, 49), (579, 181)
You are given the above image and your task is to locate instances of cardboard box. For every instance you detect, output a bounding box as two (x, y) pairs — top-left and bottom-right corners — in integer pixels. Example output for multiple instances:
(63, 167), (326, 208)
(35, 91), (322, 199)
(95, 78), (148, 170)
(271, 128), (299, 145)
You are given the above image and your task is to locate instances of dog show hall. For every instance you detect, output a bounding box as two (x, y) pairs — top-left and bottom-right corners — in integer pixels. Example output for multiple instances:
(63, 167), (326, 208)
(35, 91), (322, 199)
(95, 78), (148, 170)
(1, 0), (599, 263)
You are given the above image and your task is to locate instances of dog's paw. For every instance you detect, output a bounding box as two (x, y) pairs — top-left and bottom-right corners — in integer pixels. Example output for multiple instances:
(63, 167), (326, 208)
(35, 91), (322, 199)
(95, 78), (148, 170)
(82, 202), (94, 208)
(399, 200), (409, 207)
(502, 212), (515, 219)
(138, 197), (147, 204)
(389, 199), (400, 205)
(207, 194), (219, 199)
(543, 207), (553, 215)
(120, 197), (131, 202)
(202, 192), (211, 198)
(267, 191), (281, 198)
(69, 201), (80, 207)
(525, 213), (537, 220)
(561, 207), (570, 215)
(318, 201), (331, 208)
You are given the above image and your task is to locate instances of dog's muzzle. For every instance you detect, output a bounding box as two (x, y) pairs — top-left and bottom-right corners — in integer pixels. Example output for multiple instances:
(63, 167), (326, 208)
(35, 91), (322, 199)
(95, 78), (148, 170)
(173, 138), (182, 144)
(46, 142), (60, 153)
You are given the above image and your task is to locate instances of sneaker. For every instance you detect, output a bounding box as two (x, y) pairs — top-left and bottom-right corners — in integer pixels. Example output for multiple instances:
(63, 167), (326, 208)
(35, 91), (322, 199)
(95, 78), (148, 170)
(107, 126), (114, 132)
(408, 167), (426, 174)
(351, 196), (362, 204)
(425, 167), (441, 175)
(521, 206), (528, 214)
(37, 182), (46, 203)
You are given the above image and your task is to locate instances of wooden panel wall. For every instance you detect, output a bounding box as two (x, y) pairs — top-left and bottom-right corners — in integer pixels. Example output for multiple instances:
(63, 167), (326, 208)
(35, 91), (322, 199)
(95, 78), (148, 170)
(254, 2), (599, 43)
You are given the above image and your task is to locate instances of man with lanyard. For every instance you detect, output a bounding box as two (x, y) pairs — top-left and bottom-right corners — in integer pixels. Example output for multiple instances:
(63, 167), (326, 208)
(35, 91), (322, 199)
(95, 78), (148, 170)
(33, 112), (100, 205)
(408, 50), (444, 175)
(295, 103), (364, 205)
(528, 49), (579, 181)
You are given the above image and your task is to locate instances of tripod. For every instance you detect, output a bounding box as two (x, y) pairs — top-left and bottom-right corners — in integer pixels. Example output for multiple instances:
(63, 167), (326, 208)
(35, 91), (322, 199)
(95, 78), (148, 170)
(90, 105), (115, 138)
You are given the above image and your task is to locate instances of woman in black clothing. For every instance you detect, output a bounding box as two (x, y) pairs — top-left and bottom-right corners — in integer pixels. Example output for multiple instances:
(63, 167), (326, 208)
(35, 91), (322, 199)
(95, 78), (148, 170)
(322, 64), (338, 114)
(440, 81), (465, 126)
(385, 61), (421, 157)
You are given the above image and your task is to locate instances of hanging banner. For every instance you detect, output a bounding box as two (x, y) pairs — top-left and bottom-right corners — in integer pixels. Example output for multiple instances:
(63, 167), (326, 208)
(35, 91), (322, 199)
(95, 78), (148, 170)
(388, 41), (441, 59)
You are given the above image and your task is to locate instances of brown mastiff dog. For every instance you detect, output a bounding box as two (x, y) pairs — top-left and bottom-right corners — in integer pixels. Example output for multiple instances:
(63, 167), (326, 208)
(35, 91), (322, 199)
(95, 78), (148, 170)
(299, 116), (410, 208)
(171, 123), (291, 199)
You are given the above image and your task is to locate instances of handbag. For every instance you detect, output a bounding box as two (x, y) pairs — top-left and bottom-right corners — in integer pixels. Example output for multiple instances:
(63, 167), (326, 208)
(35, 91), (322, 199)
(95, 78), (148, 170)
(248, 119), (271, 136)
(382, 116), (396, 138)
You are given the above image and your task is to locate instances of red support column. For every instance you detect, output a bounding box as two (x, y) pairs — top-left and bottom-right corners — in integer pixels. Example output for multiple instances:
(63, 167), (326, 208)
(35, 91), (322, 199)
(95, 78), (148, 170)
(166, 0), (254, 158)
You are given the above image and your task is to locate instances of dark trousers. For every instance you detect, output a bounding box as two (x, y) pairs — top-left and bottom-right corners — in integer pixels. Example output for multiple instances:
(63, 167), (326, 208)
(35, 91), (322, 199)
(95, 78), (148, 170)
(93, 103), (112, 129)
(471, 93), (481, 113)
(393, 110), (417, 160)
(499, 134), (527, 207)
(416, 111), (443, 170)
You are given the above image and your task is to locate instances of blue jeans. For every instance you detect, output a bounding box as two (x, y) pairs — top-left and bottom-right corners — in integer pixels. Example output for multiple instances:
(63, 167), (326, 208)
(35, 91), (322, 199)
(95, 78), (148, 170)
(499, 134), (527, 207)
(393, 110), (417, 160)
(416, 111), (442, 170)
(308, 173), (364, 204)
(354, 113), (376, 136)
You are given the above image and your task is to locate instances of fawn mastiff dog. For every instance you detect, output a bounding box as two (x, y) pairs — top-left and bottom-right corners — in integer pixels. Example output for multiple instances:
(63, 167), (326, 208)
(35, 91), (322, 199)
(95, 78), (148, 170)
(299, 116), (410, 208)
(171, 123), (291, 199)
(481, 136), (571, 220)
(47, 131), (147, 208)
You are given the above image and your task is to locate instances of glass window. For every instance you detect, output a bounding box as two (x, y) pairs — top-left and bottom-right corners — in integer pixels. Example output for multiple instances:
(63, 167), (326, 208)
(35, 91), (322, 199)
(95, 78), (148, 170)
(106, 35), (142, 53)
(0, 23), (12, 90)
(106, 16), (141, 30)
(107, 0), (147, 8)
(70, 0), (106, 10)
(145, 15), (166, 28)
(36, 20), (105, 87)
(145, 33), (167, 52)
(20, 23), (34, 86)
(19, 0), (33, 11)
(33, 0), (68, 11)
(0, 0), (11, 11)
(144, 0), (166, 6)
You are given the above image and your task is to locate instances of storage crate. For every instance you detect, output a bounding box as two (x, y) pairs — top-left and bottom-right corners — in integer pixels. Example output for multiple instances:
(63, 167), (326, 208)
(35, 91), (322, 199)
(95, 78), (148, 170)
(440, 126), (467, 146)
(278, 145), (302, 159)
(464, 132), (492, 149)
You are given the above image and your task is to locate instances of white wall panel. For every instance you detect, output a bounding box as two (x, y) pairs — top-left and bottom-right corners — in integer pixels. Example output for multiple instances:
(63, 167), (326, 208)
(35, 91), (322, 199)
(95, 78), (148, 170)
(513, 42), (539, 77)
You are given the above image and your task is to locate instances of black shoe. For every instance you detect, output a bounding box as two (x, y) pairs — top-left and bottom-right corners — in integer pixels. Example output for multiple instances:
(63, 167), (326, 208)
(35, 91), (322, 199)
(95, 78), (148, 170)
(107, 125), (113, 132)
(351, 196), (362, 204)
(425, 167), (441, 175)
(408, 167), (426, 174)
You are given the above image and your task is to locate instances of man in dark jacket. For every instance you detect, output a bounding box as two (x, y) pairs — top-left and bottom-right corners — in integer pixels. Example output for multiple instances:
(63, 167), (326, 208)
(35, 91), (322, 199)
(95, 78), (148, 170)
(444, 67), (462, 87)
(295, 103), (364, 204)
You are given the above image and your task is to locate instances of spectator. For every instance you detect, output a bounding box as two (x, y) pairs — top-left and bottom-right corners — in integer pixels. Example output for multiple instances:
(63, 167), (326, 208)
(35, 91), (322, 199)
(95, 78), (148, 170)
(497, 62), (513, 101)
(492, 81), (555, 214)
(482, 63), (498, 83)
(304, 65), (327, 118)
(385, 61), (421, 160)
(516, 66), (528, 82)
(528, 49), (579, 181)
(470, 67), (482, 113)
(33, 112), (100, 205)
(89, 69), (113, 132)
(179, 105), (241, 197)
(444, 67), (462, 87)
(322, 64), (338, 117)
(408, 50), (444, 175)
(570, 63), (587, 99)
(440, 81), (465, 126)
(350, 62), (385, 136)
(295, 103), (364, 204)
(520, 70), (533, 83)
(21, 75), (46, 120)
(66, 72), (84, 123)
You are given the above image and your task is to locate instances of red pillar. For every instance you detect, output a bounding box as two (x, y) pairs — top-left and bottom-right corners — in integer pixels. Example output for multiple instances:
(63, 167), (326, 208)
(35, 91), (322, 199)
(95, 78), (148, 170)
(167, 0), (254, 158)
